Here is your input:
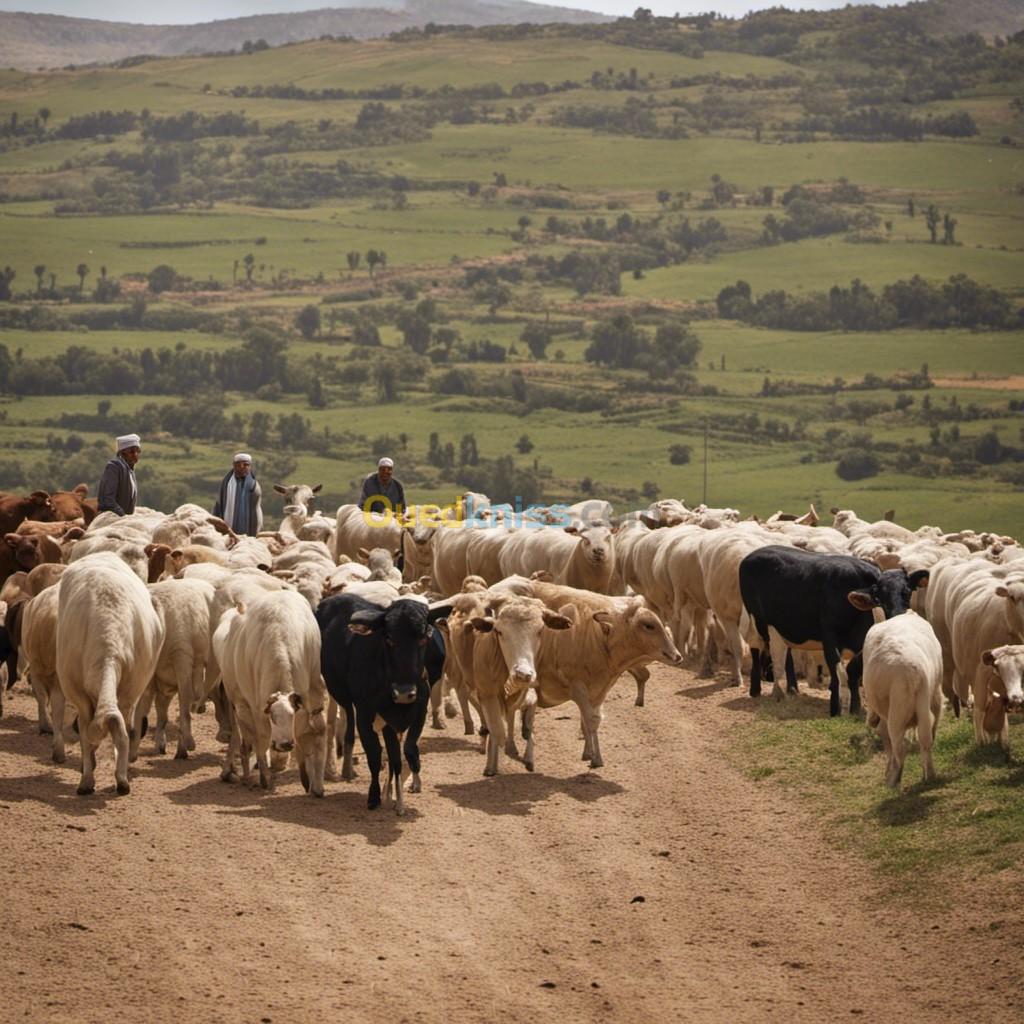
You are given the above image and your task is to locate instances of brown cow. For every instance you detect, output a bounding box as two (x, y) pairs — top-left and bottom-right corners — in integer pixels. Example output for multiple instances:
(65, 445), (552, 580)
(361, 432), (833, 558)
(50, 484), (96, 524)
(1, 533), (61, 588)
(0, 491), (56, 535)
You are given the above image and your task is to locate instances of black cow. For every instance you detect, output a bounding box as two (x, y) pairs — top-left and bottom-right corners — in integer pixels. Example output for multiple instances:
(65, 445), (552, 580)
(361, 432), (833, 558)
(739, 546), (928, 716)
(317, 594), (449, 813)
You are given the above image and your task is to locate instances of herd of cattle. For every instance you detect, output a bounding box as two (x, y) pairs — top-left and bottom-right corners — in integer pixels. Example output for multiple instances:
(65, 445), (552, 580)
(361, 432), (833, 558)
(0, 484), (1021, 809)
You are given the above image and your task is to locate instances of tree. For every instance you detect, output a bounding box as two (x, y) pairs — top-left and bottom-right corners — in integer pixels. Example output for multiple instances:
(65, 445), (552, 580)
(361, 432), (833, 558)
(459, 433), (479, 467)
(520, 321), (553, 360)
(656, 189), (671, 206)
(375, 361), (398, 402)
(835, 450), (880, 481)
(33, 264), (46, 295)
(243, 253), (256, 283)
(38, 107), (50, 128)
(397, 312), (431, 354)
(0, 266), (15, 302)
(641, 480), (660, 501)
(668, 444), (691, 465)
(366, 249), (382, 277)
(346, 251), (361, 274)
(942, 212), (958, 245)
(515, 434), (534, 454)
(296, 304), (321, 340)
(147, 264), (178, 294)
(585, 313), (648, 369)
(352, 321), (381, 346)
(907, 196), (915, 218)
(307, 377), (326, 408)
(924, 204), (941, 243)
(76, 263), (89, 293)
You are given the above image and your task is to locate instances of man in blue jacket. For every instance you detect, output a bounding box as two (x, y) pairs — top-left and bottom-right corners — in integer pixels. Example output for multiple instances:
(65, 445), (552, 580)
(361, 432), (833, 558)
(97, 433), (140, 516)
(359, 456), (405, 516)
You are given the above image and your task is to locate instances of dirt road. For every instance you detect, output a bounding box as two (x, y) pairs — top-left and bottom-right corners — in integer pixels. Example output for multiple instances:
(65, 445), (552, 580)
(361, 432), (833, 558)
(1, 668), (1018, 1024)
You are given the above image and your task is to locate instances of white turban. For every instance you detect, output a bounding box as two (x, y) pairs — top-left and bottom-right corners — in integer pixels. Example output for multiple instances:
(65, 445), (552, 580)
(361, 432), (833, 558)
(233, 453), (253, 464)
(378, 457), (394, 468)
(116, 433), (141, 451)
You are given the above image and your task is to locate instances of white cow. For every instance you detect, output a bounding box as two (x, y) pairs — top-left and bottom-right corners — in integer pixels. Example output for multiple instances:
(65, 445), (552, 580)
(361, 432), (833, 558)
(862, 611), (943, 786)
(56, 554), (165, 795)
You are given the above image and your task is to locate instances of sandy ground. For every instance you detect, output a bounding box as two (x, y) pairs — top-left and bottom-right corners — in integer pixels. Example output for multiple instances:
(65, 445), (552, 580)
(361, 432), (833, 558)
(1, 666), (1021, 1024)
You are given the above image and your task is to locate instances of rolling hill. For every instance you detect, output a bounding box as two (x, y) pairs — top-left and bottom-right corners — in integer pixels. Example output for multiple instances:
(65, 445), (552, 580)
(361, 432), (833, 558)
(0, 0), (612, 70)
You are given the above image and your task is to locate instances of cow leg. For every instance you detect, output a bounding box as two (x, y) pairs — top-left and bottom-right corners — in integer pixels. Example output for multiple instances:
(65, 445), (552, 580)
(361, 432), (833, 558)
(74, 700), (98, 795)
(442, 676), (460, 720)
(479, 695), (505, 776)
(785, 650), (798, 694)
(846, 651), (864, 715)
(403, 729), (423, 795)
(457, 683), (476, 735)
(749, 645), (762, 698)
(28, 671), (53, 735)
(212, 683), (232, 744)
(129, 684), (154, 762)
(355, 712), (383, 809)
(220, 715), (241, 783)
(768, 629), (790, 703)
(49, 680), (67, 764)
(324, 698), (340, 781)
(429, 677), (445, 730)
(631, 666), (649, 707)
(521, 703), (536, 772)
(823, 642), (842, 717)
(571, 684), (604, 769)
(504, 706), (519, 760)
(153, 687), (173, 756)
(382, 727), (407, 816)
(339, 699), (357, 781)
(722, 618), (744, 687)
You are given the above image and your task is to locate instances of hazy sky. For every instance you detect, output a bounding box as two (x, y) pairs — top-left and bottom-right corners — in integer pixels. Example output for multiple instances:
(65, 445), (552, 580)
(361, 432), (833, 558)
(0, 1), (900, 26)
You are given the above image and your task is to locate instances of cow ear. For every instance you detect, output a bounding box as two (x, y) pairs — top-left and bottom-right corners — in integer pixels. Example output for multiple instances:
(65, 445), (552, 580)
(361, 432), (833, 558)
(263, 695), (277, 714)
(30, 491), (50, 506)
(995, 586), (1009, 598)
(427, 600), (453, 623)
(592, 610), (614, 635)
(289, 692), (304, 710)
(564, 525), (579, 535)
(908, 570), (930, 591)
(273, 484), (287, 495)
(357, 547), (370, 561)
(73, 483), (89, 498)
(982, 649), (997, 666)
(470, 616), (495, 633)
(348, 623), (374, 636)
(312, 484), (322, 494)
(542, 609), (573, 631)
(393, 548), (402, 560)
(847, 591), (875, 611)
(4, 533), (20, 549)
(349, 609), (385, 633)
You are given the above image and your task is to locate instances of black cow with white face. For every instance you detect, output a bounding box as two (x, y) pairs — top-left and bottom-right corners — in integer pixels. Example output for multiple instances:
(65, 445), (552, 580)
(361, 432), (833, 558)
(739, 546), (929, 716)
(317, 593), (448, 813)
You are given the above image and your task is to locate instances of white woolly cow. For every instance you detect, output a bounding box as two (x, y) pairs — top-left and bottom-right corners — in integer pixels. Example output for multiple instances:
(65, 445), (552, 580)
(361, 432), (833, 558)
(213, 589), (328, 795)
(862, 612), (943, 786)
(56, 554), (165, 795)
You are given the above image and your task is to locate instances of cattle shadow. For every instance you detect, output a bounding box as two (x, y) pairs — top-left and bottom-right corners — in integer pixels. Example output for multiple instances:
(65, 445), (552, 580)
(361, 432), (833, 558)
(871, 780), (944, 827)
(164, 773), (410, 846)
(420, 733), (485, 755)
(433, 770), (624, 817)
(677, 678), (737, 700)
(133, 750), (223, 780)
(0, 770), (122, 815)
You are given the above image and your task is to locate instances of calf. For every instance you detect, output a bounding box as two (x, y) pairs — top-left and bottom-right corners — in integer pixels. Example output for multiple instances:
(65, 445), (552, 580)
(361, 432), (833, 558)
(980, 645), (1024, 751)
(739, 546), (929, 716)
(317, 594), (449, 813)
(862, 612), (943, 787)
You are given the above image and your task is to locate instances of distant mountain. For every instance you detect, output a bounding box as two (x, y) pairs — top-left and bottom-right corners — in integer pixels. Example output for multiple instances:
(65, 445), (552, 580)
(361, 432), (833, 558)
(0, 1), (612, 70)
(922, 0), (1024, 37)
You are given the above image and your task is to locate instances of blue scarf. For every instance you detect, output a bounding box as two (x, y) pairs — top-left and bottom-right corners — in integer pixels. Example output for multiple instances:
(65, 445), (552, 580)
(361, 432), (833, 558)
(227, 471), (257, 534)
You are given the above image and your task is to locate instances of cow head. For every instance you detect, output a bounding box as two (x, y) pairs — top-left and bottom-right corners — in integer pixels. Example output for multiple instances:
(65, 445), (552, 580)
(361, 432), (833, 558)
(273, 483), (322, 513)
(995, 579), (1024, 638)
(470, 595), (571, 688)
(348, 599), (448, 705)
(848, 569), (929, 619)
(982, 646), (1024, 715)
(27, 491), (56, 523)
(600, 597), (682, 666)
(4, 533), (43, 572)
(264, 691), (303, 753)
(565, 524), (617, 566)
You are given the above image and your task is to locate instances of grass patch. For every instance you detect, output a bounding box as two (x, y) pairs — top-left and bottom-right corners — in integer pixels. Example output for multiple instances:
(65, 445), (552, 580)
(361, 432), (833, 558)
(730, 693), (1024, 891)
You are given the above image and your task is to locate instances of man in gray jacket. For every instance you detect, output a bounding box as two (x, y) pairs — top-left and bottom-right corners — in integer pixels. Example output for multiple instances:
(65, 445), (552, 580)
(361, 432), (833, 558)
(97, 433), (141, 516)
(213, 452), (263, 536)
(359, 456), (405, 516)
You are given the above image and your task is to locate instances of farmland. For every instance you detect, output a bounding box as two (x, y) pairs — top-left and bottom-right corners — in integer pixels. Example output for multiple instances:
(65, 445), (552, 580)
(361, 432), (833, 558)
(0, 8), (1021, 533)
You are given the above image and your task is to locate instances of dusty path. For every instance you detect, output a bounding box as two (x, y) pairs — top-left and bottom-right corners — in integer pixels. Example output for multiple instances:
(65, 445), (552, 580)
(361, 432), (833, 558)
(1, 667), (1019, 1024)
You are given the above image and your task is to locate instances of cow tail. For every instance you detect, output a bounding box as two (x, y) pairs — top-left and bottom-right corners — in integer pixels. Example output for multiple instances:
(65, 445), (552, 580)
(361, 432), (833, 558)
(87, 662), (128, 748)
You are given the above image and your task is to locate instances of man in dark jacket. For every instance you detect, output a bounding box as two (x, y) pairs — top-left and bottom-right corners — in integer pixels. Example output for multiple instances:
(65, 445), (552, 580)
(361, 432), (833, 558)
(212, 452), (263, 536)
(359, 457), (405, 516)
(97, 433), (140, 516)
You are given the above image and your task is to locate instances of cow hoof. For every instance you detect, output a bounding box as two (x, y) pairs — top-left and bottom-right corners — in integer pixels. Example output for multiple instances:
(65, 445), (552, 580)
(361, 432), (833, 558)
(634, 696), (644, 708)
(220, 769), (238, 784)
(310, 786), (324, 798)
(367, 796), (381, 810)
(464, 724), (476, 736)
(115, 780), (131, 796)
(76, 782), (94, 796)
(525, 761), (534, 772)
(216, 729), (231, 744)
(38, 724), (53, 736)
(155, 742), (167, 755)
(187, 737), (196, 751)
(407, 776), (422, 793)
(174, 749), (188, 761)
(52, 750), (66, 764)
(342, 768), (356, 782)
(483, 767), (497, 777)
(430, 716), (445, 731)
(589, 760), (604, 770)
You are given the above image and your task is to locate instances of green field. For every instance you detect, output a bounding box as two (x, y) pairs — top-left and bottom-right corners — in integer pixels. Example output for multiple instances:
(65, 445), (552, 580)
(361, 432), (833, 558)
(0, 20), (1021, 536)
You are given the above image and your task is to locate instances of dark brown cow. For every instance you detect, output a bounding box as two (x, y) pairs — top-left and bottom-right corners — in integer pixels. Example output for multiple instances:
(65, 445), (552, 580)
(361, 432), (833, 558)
(50, 484), (97, 525)
(0, 491), (56, 536)
(0, 533), (61, 588)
